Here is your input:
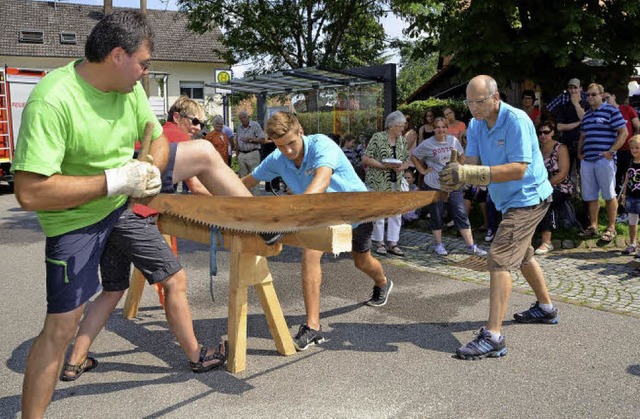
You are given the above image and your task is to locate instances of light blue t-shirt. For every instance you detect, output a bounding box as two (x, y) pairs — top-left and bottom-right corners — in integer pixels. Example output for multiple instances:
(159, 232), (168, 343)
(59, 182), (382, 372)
(252, 134), (367, 194)
(466, 101), (552, 212)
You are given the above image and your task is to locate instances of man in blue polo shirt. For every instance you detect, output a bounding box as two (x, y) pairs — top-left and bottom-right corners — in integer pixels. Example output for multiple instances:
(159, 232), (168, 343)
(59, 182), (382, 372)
(242, 111), (393, 351)
(440, 75), (558, 360)
(577, 83), (628, 242)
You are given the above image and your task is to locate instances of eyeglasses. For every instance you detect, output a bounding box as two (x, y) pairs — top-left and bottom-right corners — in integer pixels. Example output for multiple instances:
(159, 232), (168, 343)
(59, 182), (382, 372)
(538, 130), (552, 135)
(603, 95), (611, 100)
(134, 57), (151, 71)
(463, 95), (494, 107)
(586, 92), (600, 97)
(180, 113), (204, 126)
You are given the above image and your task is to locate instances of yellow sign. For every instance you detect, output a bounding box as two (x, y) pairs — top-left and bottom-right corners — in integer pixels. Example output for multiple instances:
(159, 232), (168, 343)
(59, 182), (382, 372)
(216, 70), (231, 84)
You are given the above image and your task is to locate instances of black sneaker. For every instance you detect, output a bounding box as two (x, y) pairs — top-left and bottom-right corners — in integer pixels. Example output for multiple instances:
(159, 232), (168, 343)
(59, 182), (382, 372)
(260, 232), (283, 245)
(455, 328), (507, 360)
(366, 279), (394, 307)
(292, 324), (326, 351)
(513, 301), (558, 324)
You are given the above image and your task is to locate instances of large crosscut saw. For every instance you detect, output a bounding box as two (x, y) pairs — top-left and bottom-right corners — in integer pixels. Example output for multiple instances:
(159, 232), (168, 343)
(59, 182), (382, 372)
(138, 191), (442, 233)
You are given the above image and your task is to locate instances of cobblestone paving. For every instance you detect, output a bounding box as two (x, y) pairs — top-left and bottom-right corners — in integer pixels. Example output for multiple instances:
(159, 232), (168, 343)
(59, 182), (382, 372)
(386, 228), (640, 318)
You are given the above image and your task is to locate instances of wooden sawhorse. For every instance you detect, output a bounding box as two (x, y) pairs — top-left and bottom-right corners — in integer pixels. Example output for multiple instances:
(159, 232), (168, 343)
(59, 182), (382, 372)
(122, 213), (352, 373)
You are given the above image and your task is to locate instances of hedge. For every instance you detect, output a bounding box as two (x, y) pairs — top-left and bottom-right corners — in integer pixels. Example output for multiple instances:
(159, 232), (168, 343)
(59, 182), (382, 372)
(398, 98), (471, 129)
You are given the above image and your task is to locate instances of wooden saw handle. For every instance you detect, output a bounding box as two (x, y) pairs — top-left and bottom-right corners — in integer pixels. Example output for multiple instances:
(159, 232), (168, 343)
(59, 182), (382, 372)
(138, 121), (155, 161)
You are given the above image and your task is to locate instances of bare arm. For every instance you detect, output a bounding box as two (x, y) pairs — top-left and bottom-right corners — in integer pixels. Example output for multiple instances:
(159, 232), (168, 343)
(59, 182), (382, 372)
(15, 170), (107, 211)
(549, 144), (570, 186)
(304, 166), (332, 194)
(557, 120), (581, 132)
(411, 154), (429, 175)
(632, 117), (640, 135)
(184, 176), (211, 196)
(149, 134), (170, 172)
(577, 132), (585, 160)
(603, 127), (629, 160)
(462, 156), (527, 182)
(241, 174), (259, 190)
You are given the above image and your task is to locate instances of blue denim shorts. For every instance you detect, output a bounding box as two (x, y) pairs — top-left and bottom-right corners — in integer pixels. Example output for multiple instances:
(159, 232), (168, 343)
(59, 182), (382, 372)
(580, 158), (616, 201)
(626, 196), (640, 215)
(45, 205), (181, 314)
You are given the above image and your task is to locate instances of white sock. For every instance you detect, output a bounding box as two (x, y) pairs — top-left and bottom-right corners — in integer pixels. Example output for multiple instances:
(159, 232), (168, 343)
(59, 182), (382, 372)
(539, 303), (554, 312)
(487, 330), (501, 342)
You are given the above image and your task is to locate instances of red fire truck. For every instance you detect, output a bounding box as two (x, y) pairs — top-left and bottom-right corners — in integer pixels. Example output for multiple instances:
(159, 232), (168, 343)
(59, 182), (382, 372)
(0, 66), (47, 188)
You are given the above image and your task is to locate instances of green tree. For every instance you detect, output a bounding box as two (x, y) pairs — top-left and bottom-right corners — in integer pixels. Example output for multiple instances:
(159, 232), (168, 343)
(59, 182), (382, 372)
(177, 0), (393, 72)
(396, 41), (438, 102)
(395, 0), (640, 94)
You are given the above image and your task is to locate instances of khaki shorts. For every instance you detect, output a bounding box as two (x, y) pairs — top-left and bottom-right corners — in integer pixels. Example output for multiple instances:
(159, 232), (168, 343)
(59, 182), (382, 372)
(488, 199), (551, 272)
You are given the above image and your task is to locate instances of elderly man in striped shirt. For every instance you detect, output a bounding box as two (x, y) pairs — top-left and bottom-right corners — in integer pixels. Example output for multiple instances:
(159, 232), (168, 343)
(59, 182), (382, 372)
(577, 83), (628, 242)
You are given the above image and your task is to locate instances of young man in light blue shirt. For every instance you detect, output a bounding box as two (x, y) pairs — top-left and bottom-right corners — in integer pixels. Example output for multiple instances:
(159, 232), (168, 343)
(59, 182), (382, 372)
(242, 112), (393, 351)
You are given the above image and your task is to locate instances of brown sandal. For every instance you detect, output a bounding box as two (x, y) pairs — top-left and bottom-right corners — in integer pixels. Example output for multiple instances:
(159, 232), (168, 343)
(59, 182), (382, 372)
(60, 357), (98, 382)
(578, 226), (598, 238)
(190, 341), (228, 373)
(600, 229), (617, 242)
(387, 245), (405, 256)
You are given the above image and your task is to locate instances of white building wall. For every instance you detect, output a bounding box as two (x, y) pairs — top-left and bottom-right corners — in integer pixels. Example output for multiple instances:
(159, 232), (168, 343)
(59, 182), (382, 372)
(0, 56), (229, 120)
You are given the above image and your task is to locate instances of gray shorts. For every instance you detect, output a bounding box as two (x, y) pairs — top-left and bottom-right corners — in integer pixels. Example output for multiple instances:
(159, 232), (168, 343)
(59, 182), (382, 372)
(44, 205), (181, 313)
(488, 200), (550, 272)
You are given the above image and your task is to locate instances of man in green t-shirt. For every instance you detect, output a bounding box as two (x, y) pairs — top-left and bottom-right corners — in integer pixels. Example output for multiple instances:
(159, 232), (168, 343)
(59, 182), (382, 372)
(12, 11), (228, 417)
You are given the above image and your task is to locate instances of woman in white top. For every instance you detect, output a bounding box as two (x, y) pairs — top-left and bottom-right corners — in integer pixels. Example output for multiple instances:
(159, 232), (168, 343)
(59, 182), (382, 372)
(411, 117), (486, 257)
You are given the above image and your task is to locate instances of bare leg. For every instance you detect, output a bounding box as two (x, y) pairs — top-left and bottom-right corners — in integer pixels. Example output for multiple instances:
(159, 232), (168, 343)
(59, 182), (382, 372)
(520, 258), (552, 305)
(486, 270), (512, 334)
(160, 270), (217, 364)
(539, 231), (552, 246)
(433, 229), (443, 244)
(173, 140), (251, 197)
(301, 249), (323, 330)
(605, 198), (618, 231)
(587, 200), (599, 230)
(22, 306), (85, 418)
(62, 291), (124, 378)
(459, 228), (475, 246)
(352, 251), (387, 287)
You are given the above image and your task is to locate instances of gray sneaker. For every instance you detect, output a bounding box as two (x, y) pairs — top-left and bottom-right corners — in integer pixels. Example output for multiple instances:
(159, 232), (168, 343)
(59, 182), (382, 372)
(366, 279), (393, 307)
(467, 244), (487, 257)
(292, 324), (326, 351)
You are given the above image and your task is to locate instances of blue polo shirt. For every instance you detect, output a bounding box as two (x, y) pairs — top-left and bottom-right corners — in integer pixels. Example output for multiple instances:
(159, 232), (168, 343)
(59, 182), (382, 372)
(466, 101), (552, 212)
(580, 103), (626, 162)
(252, 134), (367, 194)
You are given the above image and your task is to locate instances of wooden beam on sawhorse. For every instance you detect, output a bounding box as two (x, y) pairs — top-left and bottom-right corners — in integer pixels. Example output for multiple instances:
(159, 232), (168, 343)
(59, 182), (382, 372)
(122, 213), (352, 373)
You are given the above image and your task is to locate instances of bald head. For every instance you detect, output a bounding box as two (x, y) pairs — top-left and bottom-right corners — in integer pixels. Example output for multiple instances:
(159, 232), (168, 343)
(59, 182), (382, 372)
(466, 75), (500, 124)
(467, 75), (498, 97)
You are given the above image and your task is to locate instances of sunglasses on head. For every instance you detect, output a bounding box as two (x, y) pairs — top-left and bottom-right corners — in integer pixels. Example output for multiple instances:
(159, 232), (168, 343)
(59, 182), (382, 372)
(180, 113), (204, 126)
(538, 130), (552, 135)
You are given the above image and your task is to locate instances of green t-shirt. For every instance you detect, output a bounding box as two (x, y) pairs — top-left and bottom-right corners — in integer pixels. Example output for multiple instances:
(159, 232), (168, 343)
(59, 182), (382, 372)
(11, 60), (163, 237)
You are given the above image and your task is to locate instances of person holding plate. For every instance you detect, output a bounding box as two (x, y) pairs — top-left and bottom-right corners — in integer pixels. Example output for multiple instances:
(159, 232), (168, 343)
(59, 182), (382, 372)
(362, 111), (411, 256)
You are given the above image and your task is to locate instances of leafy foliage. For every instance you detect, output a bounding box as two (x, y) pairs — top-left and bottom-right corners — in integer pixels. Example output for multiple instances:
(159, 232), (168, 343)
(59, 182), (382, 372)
(177, 0), (393, 73)
(395, 40), (439, 102)
(395, 0), (640, 93)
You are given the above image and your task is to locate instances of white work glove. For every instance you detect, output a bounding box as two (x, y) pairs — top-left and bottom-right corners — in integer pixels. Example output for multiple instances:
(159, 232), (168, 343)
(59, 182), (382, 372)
(104, 157), (162, 198)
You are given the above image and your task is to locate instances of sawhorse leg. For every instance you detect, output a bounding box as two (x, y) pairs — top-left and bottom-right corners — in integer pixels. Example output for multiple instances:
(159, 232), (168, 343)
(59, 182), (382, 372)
(227, 237), (296, 373)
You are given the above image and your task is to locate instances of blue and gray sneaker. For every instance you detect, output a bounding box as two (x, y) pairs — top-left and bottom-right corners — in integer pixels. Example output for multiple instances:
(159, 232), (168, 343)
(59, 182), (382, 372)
(455, 327), (507, 360)
(513, 301), (559, 324)
(293, 324), (326, 351)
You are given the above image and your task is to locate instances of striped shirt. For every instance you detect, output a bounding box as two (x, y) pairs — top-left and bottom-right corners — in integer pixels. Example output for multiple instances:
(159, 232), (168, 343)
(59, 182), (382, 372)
(580, 103), (626, 162)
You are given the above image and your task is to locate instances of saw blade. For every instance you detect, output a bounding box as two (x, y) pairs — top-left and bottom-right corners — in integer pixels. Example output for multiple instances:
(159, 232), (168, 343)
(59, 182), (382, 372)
(139, 191), (442, 233)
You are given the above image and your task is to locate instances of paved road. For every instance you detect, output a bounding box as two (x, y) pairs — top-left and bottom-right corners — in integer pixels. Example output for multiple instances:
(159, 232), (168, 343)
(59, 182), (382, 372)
(0, 192), (639, 418)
